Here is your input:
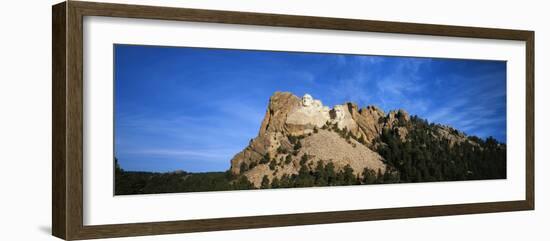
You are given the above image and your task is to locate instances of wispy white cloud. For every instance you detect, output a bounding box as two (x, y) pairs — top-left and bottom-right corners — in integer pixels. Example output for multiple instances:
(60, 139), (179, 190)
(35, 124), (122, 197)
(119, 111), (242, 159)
(425, 99), (470, 122)
(115, 97), (267, 170)
(423, 70), (506, 139)
(374, 58), (432, 113)
(377, 58), (430, 94)
(329, 55), (377, 105)
(328, 56), (433, 115)
(328, 55), (505, 141)
(121, 148), (238, 162)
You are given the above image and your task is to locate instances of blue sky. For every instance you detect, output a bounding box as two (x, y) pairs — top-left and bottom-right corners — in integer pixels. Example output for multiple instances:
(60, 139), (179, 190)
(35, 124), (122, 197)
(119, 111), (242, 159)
(114, 44), (506, 173)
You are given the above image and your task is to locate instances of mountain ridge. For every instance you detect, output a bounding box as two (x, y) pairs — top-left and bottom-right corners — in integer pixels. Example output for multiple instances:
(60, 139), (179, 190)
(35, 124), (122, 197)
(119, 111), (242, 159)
(229, 92), (501, 188)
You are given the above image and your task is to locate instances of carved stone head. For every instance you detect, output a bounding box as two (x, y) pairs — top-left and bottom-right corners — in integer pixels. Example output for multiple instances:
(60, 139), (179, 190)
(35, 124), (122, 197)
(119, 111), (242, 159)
(313, 99), (322, 108)
(302, 94), (313, 107)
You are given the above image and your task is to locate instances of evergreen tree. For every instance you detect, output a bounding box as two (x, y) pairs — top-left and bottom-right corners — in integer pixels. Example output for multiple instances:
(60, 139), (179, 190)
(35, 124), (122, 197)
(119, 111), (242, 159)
(261, 175), (270, 189)
(325, 161), (336, 185)
(259, 153), (270, 164)
(300, 153), (309, 165)
(294, 141), (302, 151)
(271, 177), (280, 188)
(269, 160), (277, 170)
(342, 164), (355, 185)
(285, 155), (292, 164)
(233, 176), (254, 190)
(362, 168), (377, 184)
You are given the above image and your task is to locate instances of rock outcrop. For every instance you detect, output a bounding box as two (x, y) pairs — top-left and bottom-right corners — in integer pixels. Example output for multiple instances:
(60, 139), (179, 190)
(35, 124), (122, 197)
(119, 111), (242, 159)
(230, 92), (390, 187)
(348, 103), (385, 145)
(229, 92), (476, 187)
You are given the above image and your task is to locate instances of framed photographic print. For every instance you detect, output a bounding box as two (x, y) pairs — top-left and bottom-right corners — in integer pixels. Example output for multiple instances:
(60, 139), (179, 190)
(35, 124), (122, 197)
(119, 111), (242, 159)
(52, 1), (534, 240)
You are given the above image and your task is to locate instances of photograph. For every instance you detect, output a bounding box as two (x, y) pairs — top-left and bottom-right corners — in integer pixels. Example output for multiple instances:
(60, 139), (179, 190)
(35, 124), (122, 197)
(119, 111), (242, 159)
(113, 44), (507, 195)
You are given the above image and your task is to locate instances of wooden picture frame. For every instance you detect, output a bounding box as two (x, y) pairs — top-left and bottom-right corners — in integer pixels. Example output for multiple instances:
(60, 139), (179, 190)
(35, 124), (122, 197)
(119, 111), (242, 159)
(52, 1), (534, 240)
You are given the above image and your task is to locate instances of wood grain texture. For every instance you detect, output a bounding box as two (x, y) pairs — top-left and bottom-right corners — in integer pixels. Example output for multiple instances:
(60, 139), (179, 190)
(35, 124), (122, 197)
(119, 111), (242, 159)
(72, 1), (533, 40)
(52, 2), (67, 240)
(525, 32), (535, 209)
(51, 1), (535, 240)
(66, 2), (85, 240)
(73, 201), (530, 240)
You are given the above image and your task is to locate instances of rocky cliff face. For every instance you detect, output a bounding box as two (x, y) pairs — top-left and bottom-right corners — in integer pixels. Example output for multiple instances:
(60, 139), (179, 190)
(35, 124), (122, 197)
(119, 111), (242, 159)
(229, 92), (475, 187)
